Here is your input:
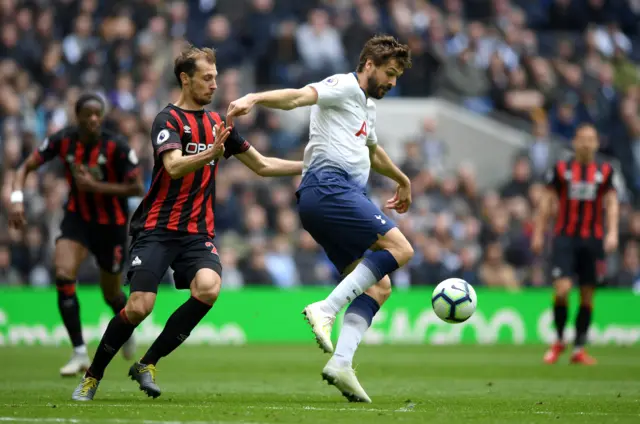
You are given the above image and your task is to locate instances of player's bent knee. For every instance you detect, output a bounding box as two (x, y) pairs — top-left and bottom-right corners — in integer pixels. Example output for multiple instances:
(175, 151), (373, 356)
(191, 268), (221, 305)
(388, 234), (414, 266)
(54, 259), (78, 281)
(554, 278), (572, 299)
(125, 292), (155, 324)
(55, 268), (76, 281)
(375, 229), (414, 266)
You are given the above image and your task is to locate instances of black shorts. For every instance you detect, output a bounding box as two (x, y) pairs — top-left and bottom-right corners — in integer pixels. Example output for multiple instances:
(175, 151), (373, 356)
(125, 229), (222, 293)
(550, 236), (606, 286)
(57, 213), (127, 274)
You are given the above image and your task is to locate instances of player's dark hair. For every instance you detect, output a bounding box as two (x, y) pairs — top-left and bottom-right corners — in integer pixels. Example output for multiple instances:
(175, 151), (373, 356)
(174, 45), (217, 87)
(75, 93), (105, 115)
(356, 34), (412, 72)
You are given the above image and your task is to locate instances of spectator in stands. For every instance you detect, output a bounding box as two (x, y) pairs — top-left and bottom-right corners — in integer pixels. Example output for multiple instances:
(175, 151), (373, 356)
(615, 240), (640, 288)
(478, 240), (520, 290)
(500, 156), (532, 198)
(0, 244), (21, 286)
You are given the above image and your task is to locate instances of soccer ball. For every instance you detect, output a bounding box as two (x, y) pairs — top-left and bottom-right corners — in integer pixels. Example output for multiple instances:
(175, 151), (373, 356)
(431, 278), (477, 323)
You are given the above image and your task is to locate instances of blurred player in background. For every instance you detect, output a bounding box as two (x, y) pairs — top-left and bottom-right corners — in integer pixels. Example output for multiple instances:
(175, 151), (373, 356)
(71, 46), (303, 401)
(532, 123), (620, 365)
(227, 35), (414, 402)
(9, 94), (144, 376)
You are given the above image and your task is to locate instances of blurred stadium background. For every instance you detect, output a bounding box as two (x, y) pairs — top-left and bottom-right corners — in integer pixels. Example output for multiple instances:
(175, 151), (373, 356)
(0, 0), (639, 348)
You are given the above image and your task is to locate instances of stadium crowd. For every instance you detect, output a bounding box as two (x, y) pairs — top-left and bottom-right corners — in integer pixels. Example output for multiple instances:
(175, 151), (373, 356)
(0, 0), (639, 291)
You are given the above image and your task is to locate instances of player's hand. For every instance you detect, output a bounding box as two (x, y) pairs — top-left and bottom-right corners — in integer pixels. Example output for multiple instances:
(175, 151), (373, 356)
(386, 182), (411, 214)
(8, 202), (26, 229)
(604, 232), (618, 254)
(531, 231), (544, 255)
(209, 123), (231, 160)
(75, 166), (97, 192)
(226, 95), (255, 127)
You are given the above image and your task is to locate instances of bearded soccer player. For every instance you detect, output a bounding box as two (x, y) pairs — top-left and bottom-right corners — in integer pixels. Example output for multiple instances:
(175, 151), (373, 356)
(226, 35), (414, 402)
(532, 123), (620, 365)
(9, 94), (143, 376)
(71, 46), (303, 401)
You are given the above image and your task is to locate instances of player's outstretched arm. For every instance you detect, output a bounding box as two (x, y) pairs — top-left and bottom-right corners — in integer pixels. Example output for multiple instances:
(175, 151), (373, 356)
(235, 147), (303, 177)
(226, 86), (318, 125)
(369, 145), (411, 213)
(162, 124), (230, 179)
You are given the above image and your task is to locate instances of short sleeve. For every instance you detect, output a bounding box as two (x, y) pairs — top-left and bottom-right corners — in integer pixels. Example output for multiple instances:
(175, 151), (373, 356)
(33, 130), (64, 164)
(602, 163), (622, 193)
(308, 74), (358, 108)
(219, 114), (251, 159)
(151, 112), (182, 157)
(115, 139), (141, 181)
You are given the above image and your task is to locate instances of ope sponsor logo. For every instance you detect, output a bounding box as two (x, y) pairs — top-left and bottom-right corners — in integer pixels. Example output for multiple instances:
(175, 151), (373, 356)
(185, 142), (216, 165)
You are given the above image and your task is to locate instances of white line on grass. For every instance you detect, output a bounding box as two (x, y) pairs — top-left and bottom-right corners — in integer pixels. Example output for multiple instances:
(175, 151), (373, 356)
(531, 411), (640, 417)
(0, 418), (267, 424)
(247, 406), (639, 417)
(247, 405), (398, 413)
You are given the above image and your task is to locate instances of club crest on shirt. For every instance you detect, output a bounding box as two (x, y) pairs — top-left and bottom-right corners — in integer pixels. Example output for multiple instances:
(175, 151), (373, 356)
(323, 76), (339, 86)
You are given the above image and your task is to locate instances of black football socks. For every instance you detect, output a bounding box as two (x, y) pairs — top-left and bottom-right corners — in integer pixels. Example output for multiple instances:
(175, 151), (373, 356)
(140, 297), (212, 365)
(56, 278), (84, 348)
(574, 304), (592, 348)
(87, 309), (137, 379)
(553, 297), (568, 342)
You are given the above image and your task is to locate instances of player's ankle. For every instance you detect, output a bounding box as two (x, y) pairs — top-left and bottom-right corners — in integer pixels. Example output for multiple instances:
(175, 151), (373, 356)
(331, 354), (351, 368)
(320, 300), (339, 315)
(74, 345), (88, 355)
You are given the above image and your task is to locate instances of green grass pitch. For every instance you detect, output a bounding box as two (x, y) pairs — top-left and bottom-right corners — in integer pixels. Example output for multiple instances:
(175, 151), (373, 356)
(0, 345), (639, 424)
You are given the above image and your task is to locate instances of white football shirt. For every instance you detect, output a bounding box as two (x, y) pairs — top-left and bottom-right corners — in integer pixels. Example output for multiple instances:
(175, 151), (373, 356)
(302, 73), (378, 190)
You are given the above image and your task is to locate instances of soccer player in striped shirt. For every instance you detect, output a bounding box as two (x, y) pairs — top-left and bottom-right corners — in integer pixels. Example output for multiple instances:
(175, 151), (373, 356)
(9, 93), (144, 376)
(532, 124), (620, 365)
(71, 46), (303, 401)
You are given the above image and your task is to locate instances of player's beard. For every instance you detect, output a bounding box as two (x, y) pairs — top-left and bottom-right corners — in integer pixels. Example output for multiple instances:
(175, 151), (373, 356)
(189, 82), (214, 106)
(366, 74), (392, 99)
(194, 92), (213, 106)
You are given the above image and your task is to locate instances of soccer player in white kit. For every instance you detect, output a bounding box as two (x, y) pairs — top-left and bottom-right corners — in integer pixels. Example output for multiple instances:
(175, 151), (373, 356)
(227, 35), (414, 403)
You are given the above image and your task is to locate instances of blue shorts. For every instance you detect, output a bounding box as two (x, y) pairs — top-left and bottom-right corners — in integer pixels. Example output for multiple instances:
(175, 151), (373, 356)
(296, 185), (396, 274)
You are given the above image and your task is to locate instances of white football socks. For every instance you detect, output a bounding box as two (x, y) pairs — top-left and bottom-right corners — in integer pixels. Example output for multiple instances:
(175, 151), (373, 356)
(333, 312), (370, 367)
(324, 262), (377, 314)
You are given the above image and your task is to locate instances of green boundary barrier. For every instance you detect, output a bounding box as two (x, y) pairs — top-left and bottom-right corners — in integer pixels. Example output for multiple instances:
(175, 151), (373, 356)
(0, 287), (638, 346)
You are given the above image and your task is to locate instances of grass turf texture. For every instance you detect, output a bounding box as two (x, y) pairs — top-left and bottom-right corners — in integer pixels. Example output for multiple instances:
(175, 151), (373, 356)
(0, 345), (638, 424)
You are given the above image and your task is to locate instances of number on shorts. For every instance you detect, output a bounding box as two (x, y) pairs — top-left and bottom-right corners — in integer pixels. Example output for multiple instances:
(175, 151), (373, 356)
(205, 242), (218, 255)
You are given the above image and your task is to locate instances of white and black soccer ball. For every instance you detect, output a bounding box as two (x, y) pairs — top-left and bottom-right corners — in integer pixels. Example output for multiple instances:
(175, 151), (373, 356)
(431, 278), (477, 324)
